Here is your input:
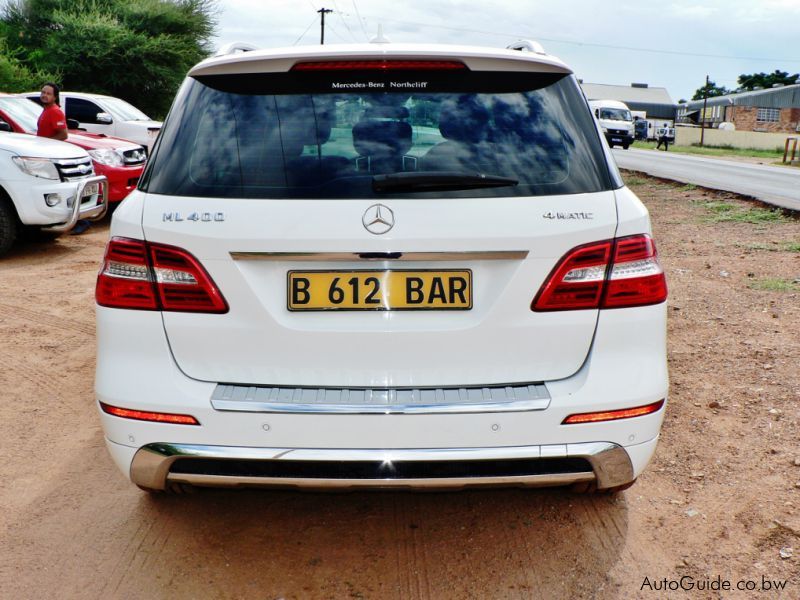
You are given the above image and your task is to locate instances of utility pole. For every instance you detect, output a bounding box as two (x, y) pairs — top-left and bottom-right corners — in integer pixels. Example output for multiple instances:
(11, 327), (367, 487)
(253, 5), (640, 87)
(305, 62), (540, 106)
(318, 8), (333, 45)
(700, 74), (709, 147)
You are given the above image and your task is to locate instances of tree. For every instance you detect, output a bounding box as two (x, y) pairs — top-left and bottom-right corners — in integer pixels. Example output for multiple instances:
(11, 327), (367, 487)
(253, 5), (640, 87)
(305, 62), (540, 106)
(737, 70), (799, 91)
(1, 0), (218, 118)
(0, 37), (58, 91)
(691, 79), (729, 101)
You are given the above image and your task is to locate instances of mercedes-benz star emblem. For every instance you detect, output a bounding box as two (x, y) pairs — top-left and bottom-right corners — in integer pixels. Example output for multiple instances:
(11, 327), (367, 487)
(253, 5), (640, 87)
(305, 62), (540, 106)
(362, 204), (394, 235)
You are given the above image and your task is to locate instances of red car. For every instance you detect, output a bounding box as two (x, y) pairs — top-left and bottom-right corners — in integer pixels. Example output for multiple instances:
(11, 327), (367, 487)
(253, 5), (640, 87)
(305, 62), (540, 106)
(0, 93), (145, 202)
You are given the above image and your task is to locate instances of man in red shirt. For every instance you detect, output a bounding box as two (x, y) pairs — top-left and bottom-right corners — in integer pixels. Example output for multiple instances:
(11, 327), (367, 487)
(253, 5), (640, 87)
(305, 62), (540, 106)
(38, 81), (91, 234)
(37, 83), (68, 141)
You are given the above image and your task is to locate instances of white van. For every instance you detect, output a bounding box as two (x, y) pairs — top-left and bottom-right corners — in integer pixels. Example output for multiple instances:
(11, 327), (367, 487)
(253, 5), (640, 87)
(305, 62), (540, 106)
(588, 99), (634, 149)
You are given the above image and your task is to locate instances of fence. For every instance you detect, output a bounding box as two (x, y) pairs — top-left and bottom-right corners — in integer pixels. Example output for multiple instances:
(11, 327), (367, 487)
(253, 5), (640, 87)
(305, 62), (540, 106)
(674, 127), (792, 151)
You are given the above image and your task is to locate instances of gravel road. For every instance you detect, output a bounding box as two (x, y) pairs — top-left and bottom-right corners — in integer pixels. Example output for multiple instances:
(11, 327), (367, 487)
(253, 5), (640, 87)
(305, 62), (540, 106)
(1, 176), (798, 599)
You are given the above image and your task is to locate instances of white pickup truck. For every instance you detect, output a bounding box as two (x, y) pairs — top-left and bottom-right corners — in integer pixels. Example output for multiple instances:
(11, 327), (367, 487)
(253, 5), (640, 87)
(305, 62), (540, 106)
(0, 131), (107, 255)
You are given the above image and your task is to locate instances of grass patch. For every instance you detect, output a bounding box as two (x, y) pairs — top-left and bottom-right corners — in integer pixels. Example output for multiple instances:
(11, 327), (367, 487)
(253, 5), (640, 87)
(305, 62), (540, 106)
(680, 183), (698, 192)
(624, 175), (648, 187)
(748, 278), (800, 292)
(783, 241), (800, 252)
(632, 140), (783, 160)
(701, 201), (788, 223)
(735, 241), (800, 252)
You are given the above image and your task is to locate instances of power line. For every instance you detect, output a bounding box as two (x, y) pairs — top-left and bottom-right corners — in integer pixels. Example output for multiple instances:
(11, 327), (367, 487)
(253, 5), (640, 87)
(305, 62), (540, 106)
(322, 12), (350, 44)
(351, 0), (370, 41)
(293, 15), (319, 45)
(352, 14), (800, 63)
(333, 0), (359, 42)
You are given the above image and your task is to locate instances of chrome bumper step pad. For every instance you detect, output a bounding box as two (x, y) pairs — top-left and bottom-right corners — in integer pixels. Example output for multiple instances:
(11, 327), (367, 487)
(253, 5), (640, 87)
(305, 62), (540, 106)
(211, 382), (551, 414)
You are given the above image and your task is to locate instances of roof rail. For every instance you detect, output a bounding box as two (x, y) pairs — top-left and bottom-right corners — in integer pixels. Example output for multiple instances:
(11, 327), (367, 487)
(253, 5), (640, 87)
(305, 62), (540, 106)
(215, 42), (259, 57)
(506, 40), (546, 55)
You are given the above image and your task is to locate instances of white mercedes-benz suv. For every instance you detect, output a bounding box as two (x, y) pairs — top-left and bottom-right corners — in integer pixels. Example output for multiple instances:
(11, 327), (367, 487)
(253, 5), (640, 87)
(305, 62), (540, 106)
(95, 40), (668, 494)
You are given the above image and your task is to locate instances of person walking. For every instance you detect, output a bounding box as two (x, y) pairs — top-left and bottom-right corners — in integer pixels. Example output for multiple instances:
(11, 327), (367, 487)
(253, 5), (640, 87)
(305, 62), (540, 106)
(656, 122), (671, 151)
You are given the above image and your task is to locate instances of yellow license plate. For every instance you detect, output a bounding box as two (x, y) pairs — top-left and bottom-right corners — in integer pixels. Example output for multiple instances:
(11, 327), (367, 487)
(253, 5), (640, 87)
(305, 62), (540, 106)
(287, 270), (472, 311)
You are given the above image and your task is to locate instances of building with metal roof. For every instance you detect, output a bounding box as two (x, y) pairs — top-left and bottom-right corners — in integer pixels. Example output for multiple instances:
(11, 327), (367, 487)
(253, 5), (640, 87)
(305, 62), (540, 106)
(678, 84), (800, 133)
(580, 82), (677, 120)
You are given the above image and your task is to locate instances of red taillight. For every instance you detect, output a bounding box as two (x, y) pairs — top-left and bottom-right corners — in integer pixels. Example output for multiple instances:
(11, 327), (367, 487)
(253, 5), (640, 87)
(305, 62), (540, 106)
(532, 235), (667, 311)
(291, 60), (467, 71)
(95, 238), (158, 310)
(96, 238), (228, 313)
(100, 402), (200, 425)
(602, 236), (669, 308)
(532, 241), (612, 311)
(562, 399), (665, 424)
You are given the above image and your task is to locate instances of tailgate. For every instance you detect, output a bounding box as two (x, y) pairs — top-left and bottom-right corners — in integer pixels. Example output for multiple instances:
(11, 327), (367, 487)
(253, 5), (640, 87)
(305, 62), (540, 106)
(143, 192), (617, 387)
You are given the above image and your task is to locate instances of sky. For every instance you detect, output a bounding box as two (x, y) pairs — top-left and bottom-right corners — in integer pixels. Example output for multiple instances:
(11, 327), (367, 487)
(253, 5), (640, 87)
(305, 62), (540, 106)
(213, 0), (800, 103)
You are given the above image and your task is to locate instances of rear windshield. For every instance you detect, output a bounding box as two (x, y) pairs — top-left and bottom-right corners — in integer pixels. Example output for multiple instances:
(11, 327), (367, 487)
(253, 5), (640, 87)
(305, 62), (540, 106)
(140, 68), (615, 198)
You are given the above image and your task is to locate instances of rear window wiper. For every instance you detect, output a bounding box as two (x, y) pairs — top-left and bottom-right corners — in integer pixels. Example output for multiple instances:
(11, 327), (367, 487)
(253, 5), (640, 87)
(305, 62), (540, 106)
(372, 171), (519, 193)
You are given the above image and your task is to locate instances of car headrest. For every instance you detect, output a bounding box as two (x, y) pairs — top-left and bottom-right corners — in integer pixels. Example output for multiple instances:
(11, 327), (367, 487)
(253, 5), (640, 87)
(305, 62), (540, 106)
(438, 96), (490, 144)
(278, 99), (335, 155)
(352, 119), (412, 158)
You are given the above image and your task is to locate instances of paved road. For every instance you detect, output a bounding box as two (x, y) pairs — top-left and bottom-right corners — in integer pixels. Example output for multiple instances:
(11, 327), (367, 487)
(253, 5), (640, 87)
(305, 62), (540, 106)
(613, 148), (800, 211)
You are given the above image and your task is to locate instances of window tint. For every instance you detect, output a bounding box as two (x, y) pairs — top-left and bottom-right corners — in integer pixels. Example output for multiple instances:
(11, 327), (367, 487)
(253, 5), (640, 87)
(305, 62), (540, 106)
(0, 97), (43, 133)
(66, 98), (103, 124)
(100, 97), (150, 121)
(141, 71), (615, 198)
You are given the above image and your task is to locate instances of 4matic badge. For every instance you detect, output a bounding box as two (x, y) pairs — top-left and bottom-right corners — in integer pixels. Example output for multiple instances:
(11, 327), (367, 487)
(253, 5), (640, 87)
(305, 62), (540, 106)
(543, 211), (594, 220)
(163, 211), (225, 222)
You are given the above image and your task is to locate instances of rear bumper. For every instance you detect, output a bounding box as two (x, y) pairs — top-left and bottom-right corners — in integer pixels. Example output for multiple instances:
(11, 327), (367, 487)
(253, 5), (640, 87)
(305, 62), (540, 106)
(122, 439), (643, 491)
(97, 303), (668, 492)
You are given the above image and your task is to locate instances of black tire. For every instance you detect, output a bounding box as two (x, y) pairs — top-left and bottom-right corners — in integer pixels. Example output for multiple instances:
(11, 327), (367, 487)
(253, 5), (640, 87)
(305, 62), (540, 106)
(622, 144), (630, 150)
(0, 195), (19, 256)
(570, 478), (637, 494)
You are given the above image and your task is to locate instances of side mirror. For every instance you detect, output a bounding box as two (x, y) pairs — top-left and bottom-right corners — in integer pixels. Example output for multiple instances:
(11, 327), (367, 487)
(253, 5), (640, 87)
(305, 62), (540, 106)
(66, 118), (82, 130)
(594, 109), (599, 117)
(0, 122), (12, 132)
(96, 112), (113, 124)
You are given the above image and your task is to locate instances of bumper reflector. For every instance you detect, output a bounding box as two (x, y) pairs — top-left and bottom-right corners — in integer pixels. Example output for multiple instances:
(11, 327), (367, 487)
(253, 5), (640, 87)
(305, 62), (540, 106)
(562, 399), (665, 424)
(100, 402), (200, 425)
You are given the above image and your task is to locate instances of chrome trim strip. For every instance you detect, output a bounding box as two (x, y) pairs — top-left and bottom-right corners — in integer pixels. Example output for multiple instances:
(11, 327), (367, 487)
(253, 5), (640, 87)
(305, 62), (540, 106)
(211, 383), (551, 415)
(169, 472), (595, 490)
(230, 251), (529, 262)
(130, 441), (634, 491)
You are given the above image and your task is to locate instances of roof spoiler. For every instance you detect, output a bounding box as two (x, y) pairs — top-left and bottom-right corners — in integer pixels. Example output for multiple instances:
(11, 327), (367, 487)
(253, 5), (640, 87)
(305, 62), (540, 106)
(506, 40), (546, 55)
(215, 42), (259, 57)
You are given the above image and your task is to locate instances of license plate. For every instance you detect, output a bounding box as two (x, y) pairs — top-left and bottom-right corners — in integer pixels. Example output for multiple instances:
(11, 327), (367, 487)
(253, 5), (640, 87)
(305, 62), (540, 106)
(611, 137), (622, 143)
(288, 270), (472, 311)
(81, 182), (99, 198)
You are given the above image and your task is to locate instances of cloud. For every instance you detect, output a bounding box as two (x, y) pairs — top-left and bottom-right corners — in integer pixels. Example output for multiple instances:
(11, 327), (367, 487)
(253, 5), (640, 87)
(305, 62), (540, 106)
(213, 0), (800, 102)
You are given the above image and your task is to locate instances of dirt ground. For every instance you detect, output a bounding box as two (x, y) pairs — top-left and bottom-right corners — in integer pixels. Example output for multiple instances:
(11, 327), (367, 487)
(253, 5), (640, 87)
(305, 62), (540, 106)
(1, 174), (799, 600)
